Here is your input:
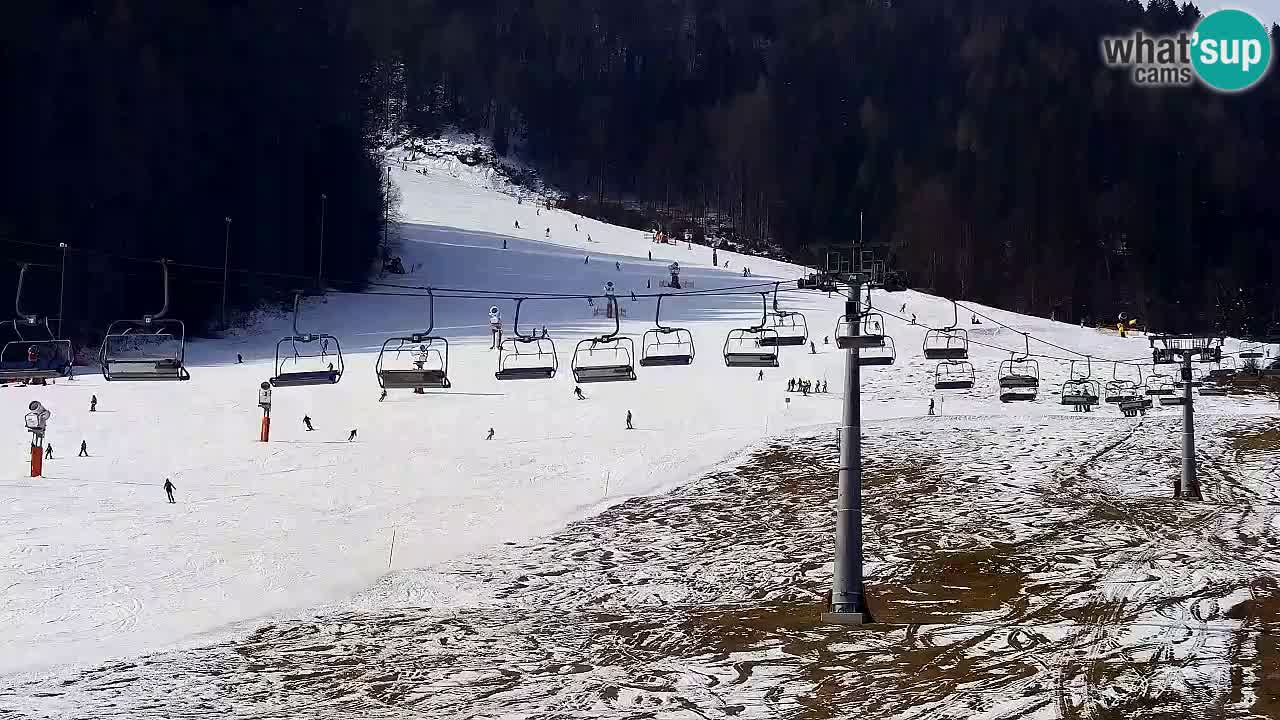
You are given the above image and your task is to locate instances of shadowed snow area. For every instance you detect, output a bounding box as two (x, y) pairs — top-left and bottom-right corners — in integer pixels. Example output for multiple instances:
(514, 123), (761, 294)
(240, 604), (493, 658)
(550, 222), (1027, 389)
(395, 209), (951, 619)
(4, 145), (1280, 717)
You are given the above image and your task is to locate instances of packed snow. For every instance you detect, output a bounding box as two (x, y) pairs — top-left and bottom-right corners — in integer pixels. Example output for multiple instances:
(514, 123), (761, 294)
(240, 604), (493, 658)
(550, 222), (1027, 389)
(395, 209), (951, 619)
(3, 139), (1278, 719)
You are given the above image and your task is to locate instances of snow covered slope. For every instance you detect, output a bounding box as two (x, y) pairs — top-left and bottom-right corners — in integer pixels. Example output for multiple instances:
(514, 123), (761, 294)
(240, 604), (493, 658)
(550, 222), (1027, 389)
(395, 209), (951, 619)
(2, 150), (1272, 681)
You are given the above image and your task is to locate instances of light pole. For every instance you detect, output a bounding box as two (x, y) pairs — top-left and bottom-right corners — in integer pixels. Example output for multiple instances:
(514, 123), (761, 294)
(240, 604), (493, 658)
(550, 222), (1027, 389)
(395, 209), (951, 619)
(56, 243), (67, 339)
(317, 193), (327, 290)
(221, 217), (232, 329)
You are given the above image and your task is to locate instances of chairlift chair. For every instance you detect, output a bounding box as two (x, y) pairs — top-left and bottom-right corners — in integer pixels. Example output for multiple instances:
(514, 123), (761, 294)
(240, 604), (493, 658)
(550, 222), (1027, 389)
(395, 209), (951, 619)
(1104, 363), (1142, 403)
(1159, 395), (1185, 406)
(724, 292), (780, 367)
(922, 301), (970, 360)
(572, 295), (637, 383)
(376, 290), (450, 390)
(835, 311), (886, 350)
(860, 335), (896, 366)
(1144, 373), (1174, 396)
(998, 336), (1039, 402)
(757, 283), (808, 347)
(1061, 379), (1101, 407)
(1198, 383), (1228, 397)
(0, 264), (73, 383)
(99, 260), (190, 381)
(269, 292), (344, 387)
(935, 360), (975, 390)
(640, 295), (695, 367)
(496, 298), (559, 380)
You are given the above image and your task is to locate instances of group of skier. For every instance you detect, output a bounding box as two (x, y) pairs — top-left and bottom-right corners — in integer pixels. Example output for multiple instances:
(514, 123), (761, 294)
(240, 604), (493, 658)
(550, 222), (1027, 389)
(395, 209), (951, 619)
(788, 378), (827, 395)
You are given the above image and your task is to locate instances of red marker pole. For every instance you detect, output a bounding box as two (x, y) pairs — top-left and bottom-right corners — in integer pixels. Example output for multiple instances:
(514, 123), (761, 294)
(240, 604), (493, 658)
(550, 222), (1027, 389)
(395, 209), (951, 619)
(260, 413), (271, 442)
(30, 442), (42, 477)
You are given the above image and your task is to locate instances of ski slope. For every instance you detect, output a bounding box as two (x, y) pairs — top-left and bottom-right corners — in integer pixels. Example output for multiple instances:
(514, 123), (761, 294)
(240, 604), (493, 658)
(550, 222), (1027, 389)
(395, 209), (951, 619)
(2, 146), (1273, 686)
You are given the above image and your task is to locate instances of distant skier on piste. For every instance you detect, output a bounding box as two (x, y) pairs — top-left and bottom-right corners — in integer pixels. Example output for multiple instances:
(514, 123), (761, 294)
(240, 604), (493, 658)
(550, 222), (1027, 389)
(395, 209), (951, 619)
(626, 410), (633, 430)
(164, 478), (176, 504)
(347, 428), (358, 442)
(303, 415), (314, 431)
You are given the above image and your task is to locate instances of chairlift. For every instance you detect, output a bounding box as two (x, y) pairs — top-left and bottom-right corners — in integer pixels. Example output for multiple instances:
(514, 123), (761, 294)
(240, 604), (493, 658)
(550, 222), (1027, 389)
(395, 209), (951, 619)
(935, 360), (975, 390)
(0, 264), (73, 383)
(376, 289), (450, 391)
(836, 293), (886, 349)
(1104, 363), (1142, 403)
(1241, 345), (1265, 359)
(1207, 356), (1237, 381)
(572, 295), (637, 383)
(1159, 395), (1185, 406)
(1060, 358), (1100, 407)
(269, 292), (344, 387)
(922, 300), (969, 360)
(99, 260), (190, 381)
(724, 293), (780, 367)
(1144, 372), (1174, 396)
(860, 335), (896, 366)
(1176, 367), (1205, 388)
(758, 282), (808, 347)
(998, 335), (1039, 402)
(496, 298), (558, 380)
(640, 295), (695, 366)
(1119, 397), (1153, 416)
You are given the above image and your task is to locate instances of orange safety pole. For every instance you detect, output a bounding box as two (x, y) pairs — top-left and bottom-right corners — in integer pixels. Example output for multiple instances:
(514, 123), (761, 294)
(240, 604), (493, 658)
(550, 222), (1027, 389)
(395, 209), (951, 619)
(260, 415), (271, 442)
(30, 443), (42, 477)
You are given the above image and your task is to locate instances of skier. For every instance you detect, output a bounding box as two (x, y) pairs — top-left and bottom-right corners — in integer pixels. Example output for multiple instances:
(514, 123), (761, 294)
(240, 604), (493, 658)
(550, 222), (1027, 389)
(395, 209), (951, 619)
(575, 386), (586, 400)
(824, 336), (829, 345)
(45, 443), (53, 459)
(971, 314), (980, 325)
(757, 369), (764, 382)
(347, 428), (358, 442)
(90, 395), (98, 412)
(587, 234), (592, 243)
(810, 340), (816, 354)
(788, 378), (795, 392)
(379, 389), (388, 402)
(910, 314), (917, 325)
(648, 251), (652, 261)
(900, 303), (907, 313)
(821, 380), (828, 393)
(514, 221), (520, 229)
(545, 228), (550, 238)
(486, 427), (495, 440)
(303, 415), (314, 432)
(488, 306), (503, 350)
(928, 399), (935, 416)
(237, 353), (243, 364)
(503, 238), (508, 249)
(712, 248), (719, 266)
(585, 256), (590, 264)
(164, 478), (176, 504)
(78, 440), (88, 457)
(615, 261), (621, 271)
(575, 223), (579, 231)
(626, 410), (633, 430)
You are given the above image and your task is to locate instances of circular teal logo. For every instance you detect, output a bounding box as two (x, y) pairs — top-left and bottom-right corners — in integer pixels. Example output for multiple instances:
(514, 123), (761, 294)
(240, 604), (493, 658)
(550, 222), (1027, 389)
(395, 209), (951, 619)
(1191, 9), (1273, 92)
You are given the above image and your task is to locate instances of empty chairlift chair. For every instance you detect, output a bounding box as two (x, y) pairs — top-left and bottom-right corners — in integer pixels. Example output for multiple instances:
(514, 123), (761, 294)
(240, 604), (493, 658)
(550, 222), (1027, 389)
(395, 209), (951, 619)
(724, 293), (780, 368)
(0, 264), (73, 383)
(572, 295), (637, 383)
(376, 290), (451, 391)
(998, 358), (1040, 403)
(99, 260), (190, 381)
(495, 298), (558, 380)
(1144, 373), (1174, 397)
(860, 335), (897, 366)
(269, 292), (344, 387)
(1104, 363), (1142, 403)
(640, 295), (695, 367)
(935, 360), (976, 390)
(758, 283), (808, 347)
(923, 301), (970, 360)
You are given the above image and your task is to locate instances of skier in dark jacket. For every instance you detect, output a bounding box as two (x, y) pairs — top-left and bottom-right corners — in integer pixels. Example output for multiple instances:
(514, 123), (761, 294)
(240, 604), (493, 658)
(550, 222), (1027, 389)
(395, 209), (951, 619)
(79, 440), (88, 457)
(575, 386), (586, 400)
(90, 395), (98, 412)
(164, 478), (176, 504)
(303, 415), (314, 432)
(347, 428), (358, 442)
(626, 410), (633, 430)
(486, 427), (495, 440)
